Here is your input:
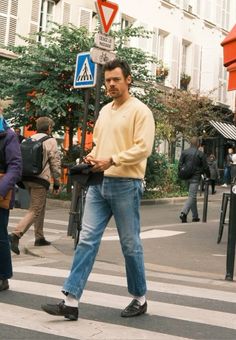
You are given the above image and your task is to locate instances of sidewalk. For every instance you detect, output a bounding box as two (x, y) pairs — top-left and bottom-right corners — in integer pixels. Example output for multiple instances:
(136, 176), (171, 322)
(25, 187), (230, 277)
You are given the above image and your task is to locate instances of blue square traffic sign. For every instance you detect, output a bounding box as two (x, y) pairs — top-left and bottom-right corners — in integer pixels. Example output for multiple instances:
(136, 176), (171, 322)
(73, 52), (97, 88)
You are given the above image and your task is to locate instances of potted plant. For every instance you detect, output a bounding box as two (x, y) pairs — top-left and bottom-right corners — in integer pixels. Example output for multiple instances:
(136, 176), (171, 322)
(180, 73), (191, 90)
(156, 64), (169, 82)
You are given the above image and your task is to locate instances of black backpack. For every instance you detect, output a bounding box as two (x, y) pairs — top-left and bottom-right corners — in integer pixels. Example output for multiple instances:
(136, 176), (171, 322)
(21, 135), (51, 176)
(178, 151), (198, 180)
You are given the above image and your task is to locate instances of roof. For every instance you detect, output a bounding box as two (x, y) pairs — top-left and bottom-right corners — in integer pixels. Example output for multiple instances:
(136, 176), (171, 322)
(210, 120), (236, 140)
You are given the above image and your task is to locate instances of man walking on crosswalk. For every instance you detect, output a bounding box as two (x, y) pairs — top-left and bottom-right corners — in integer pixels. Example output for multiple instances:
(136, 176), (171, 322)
(41, 59), (155, 321)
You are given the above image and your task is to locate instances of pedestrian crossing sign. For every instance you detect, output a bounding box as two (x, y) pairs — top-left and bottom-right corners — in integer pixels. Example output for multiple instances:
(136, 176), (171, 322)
(74, 52), (97, 88)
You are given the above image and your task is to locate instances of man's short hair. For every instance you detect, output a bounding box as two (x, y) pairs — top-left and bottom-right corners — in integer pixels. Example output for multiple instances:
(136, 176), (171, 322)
(103, 59), (131, 78)
(190, 136), (200, 147)
(36, 117), (54, 133)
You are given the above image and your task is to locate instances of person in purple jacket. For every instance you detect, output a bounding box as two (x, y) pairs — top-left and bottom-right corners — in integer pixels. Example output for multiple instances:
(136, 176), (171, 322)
(0, 102), (22, 291)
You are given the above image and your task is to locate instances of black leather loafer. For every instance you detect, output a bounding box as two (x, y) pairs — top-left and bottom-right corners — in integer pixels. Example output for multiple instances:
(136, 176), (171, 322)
(0, 279), (9, 291)
(121, 299), (147, 317)
(192, 217), (200, 222)
(9, 233), (20, 255)
(41, 300), (78, 321)
(179, 212), (187, 223)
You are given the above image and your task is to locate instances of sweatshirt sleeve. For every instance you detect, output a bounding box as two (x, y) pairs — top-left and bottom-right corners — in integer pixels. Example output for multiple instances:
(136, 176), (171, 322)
(48, 138), (61, 185)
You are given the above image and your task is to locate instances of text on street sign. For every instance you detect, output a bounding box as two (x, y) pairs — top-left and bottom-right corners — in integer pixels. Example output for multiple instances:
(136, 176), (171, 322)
(90, 47), (116, 65)
(94, 32), (115, 51)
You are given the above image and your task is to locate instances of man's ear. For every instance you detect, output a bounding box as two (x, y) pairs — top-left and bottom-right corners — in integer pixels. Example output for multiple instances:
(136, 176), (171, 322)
(127, 75), (132, 85)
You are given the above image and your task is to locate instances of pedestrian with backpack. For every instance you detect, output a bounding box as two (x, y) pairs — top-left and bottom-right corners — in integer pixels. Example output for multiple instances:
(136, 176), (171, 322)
(0, 101), (22, 291)
(178, 137), (210, 223)
(9, 117), (61, 255)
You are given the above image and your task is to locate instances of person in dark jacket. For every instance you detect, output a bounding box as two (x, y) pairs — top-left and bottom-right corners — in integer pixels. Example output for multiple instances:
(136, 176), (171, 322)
(179, 137), (210, 223)
(207, 154), (220, 194)
(0, 102), (22, 291)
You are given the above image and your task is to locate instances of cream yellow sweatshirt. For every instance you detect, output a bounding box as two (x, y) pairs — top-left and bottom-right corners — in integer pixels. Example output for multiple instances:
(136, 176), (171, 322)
(90, 96), (155, 179)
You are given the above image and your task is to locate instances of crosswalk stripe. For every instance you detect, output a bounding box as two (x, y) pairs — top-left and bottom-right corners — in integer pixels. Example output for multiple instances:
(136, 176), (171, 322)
(8, 279), (236, 330)
(8, 223), (66, 234)
(0, 303), (178, 340)
(13, 266), (236, 303)
(9, 216), (68, 226)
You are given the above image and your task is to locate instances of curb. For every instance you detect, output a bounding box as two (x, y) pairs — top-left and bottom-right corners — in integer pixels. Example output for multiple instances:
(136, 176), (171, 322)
(47, 195), (222, 209)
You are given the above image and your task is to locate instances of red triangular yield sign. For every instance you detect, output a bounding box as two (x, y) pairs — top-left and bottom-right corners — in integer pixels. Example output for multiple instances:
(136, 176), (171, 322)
(97, 0), (119, 33)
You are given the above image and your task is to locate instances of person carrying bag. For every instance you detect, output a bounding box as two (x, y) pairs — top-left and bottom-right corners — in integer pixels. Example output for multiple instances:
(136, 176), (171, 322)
(0, 101), (22, 291)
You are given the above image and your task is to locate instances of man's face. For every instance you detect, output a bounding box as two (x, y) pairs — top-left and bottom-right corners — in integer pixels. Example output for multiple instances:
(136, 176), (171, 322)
(104, 67), (131, 99)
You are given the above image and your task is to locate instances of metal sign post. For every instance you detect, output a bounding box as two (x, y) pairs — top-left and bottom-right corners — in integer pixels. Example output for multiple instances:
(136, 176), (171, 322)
(92, 0), (119, 121)
(202, 179), (209, 222)
(225, 166), (236, 281)
(79, 89), (91, 162)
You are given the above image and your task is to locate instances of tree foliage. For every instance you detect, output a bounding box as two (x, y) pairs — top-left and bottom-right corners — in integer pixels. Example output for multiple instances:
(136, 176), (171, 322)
(0, 22), (232, 192)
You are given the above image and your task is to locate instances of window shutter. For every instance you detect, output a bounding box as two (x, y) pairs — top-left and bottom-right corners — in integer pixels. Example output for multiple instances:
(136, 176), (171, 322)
(152, 27), (158, 56)
(171, 36), (179, 87)
(0, 16), (7, 45)
(192, 44), (200, 90)
(216, 0), (221, 26)
(139, 23), (148, 51)
(10, 0), (18, 16)
(30, 0), (40, 35)
(79, 8), (92, 31)
(31, 0), (40, 22)
(8, 17), (17, 45)
(196, 0), (201, 16)
(0, 0), (8, 14)
(63, 2), (70, 24)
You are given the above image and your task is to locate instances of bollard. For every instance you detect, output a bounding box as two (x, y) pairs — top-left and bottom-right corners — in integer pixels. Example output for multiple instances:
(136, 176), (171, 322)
(225, 167), (236, 281)
(202, 179), (209, 222)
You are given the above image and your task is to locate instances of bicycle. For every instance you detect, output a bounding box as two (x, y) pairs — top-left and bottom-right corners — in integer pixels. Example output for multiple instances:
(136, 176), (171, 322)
(67, 163), (103, 249)
(67, 178), (87, 249)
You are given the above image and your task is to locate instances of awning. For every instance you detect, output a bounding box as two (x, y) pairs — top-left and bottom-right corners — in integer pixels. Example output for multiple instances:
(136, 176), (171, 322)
(209, 120), (236, 140)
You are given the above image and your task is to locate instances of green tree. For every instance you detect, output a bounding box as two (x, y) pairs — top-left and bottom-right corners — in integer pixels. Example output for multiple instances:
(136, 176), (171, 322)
(0, 23), (161, 140)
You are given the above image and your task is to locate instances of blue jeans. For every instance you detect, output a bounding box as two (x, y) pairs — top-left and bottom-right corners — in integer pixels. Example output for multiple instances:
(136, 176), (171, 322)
(182, 181), (199, 219)
(63, 177), (147, 300)
(0, 208), (12, 279)
(223, 166), (231, 184)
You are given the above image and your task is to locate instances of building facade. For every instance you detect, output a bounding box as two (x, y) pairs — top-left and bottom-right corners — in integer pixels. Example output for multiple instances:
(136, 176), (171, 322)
(1, 0), (235, 110)
(1, 0), (236, 122)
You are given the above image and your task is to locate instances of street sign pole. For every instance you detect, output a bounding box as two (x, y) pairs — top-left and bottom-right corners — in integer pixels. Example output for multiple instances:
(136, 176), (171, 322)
(225, 167), (236, 280)
(79, 88), (91, 163)
(93, 0), (119, 121)
(94, 64), (103, 121)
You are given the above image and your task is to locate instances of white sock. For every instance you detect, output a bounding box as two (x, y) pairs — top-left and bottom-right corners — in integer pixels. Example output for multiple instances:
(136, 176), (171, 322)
(64, 293), (78, 307)
(133, 295), (146, 305)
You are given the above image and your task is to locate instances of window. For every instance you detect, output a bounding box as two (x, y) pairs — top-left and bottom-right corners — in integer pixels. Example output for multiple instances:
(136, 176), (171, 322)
(39, 0), (55, 34)
(0, 0), (18, 46)
(181, 40), (191, 73)
(158, 30), (168, 61)
(62, 2), (70, 25)
(218, 57), (227, 104)
(203, 0), (215, 23)
(79, 8), (92, 31)
(120, 15), (134, 47)
(183, 0), (193, 13)
(221, 0), (230, 31)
